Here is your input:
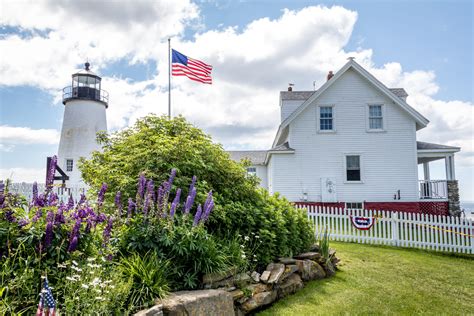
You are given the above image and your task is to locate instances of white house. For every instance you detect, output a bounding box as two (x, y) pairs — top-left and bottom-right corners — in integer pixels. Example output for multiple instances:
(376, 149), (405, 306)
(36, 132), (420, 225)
(228, 59), (461, 215)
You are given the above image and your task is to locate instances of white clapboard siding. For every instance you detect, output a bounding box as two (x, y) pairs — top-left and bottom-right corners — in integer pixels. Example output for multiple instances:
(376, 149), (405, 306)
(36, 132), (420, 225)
(301, 205), (474, 254)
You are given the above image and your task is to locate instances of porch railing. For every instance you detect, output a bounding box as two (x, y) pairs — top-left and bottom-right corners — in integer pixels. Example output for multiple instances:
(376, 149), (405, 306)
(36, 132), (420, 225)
(419, 180), (447, 199)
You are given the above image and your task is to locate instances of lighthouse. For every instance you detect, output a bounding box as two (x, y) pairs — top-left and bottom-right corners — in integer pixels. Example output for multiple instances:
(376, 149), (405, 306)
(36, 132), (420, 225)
(57, 62), (108, 187)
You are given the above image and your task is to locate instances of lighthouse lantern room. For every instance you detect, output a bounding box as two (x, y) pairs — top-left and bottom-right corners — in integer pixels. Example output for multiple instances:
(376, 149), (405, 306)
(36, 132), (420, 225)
(56, 62), (109, 188)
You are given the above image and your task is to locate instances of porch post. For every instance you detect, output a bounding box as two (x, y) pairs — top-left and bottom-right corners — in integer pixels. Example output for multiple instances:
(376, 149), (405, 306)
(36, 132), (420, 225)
(445, 155), (455, 180)
(423, 162), (430, 181)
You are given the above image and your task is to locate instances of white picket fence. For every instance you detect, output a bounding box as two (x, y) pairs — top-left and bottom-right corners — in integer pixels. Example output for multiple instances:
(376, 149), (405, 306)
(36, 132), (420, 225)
(299, 205), (474, 254)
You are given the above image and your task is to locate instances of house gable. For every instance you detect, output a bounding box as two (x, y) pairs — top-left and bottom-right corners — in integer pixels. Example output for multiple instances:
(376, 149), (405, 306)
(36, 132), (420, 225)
(272, 59), (429, 147)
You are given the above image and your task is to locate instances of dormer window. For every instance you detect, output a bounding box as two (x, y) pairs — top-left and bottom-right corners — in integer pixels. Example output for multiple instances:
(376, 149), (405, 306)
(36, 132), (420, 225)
(368, 105), (384, 130)
(246, 167), (257, 176)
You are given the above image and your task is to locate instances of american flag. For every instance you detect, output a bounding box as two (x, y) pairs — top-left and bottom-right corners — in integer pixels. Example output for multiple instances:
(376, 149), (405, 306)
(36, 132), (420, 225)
(36, 278), (56, 316)
(172, 49), (212, 84)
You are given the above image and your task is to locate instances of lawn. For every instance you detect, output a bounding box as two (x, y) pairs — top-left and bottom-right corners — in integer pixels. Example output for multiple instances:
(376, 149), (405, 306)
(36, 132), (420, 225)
(259, 242), (474, 315)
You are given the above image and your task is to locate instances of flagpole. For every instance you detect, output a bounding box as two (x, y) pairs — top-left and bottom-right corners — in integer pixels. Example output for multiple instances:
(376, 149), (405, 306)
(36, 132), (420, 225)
(168, 38), (171, 119)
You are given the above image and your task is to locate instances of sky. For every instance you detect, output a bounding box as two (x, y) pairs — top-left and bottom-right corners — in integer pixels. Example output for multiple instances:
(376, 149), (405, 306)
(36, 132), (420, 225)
(0, 0), (473, 200)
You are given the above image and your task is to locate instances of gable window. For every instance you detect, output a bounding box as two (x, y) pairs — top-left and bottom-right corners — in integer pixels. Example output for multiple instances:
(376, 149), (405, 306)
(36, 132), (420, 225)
(346, 202), (363, 210)
(369, 105), (383, 130)
(246, 167), (257, 176)
(346, 155), (361, 182)
(319, 106), (334, 131)
(66, 159), (73, 172)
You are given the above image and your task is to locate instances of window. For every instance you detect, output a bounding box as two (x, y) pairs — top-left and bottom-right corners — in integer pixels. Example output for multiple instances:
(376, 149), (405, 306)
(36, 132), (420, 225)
(346, 155), (361, 181)
(346, 202), (363, 210)
(66, 159), (73, 172)
(369, 105), (383, 130)
(246, 167), (257, 176)
(319, 106), (334, 131)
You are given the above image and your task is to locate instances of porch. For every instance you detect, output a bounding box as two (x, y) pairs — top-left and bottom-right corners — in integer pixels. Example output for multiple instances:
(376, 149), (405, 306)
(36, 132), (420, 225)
(417, 141), (460, 200)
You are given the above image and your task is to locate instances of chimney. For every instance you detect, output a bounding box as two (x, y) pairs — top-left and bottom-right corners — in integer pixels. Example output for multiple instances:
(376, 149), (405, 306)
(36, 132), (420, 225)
(288, 83), (294, 91)
(327, 71), (334, 81)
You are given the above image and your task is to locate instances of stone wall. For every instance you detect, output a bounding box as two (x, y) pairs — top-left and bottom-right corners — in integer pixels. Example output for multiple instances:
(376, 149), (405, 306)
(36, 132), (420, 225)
(135, 246), (340, 316)
(447, 180), (461, 216)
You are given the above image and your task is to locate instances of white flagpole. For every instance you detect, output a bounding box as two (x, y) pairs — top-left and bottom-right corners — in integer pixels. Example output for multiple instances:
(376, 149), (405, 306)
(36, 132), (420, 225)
(168, 38), (171, 119)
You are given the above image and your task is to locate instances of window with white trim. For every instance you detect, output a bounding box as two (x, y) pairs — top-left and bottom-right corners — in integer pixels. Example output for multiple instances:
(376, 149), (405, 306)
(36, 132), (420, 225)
(369, 105), (383, 130)
(319, 106), (334, 131)
(246, 167), (257, 176)
(345, 202), (363, 210)
(346, 155), (361, 182)
(66, 159), (73, 172)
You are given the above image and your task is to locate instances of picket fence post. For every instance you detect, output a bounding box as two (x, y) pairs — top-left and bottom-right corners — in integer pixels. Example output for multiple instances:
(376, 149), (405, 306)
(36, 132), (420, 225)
(391, 212), (399, 246)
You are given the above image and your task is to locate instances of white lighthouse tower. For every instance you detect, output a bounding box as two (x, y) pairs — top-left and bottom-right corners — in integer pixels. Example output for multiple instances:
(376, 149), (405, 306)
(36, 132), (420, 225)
(57, 62), (108, 187)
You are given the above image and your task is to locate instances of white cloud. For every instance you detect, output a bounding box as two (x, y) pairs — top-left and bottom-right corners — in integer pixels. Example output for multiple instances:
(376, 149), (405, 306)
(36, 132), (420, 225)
(0, 125), (60, 145)
(0, 2), (472, 169)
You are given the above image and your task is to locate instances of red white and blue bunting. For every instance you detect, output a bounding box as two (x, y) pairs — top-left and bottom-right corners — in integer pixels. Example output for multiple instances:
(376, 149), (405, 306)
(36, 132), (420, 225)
(350, 216), (376, 230)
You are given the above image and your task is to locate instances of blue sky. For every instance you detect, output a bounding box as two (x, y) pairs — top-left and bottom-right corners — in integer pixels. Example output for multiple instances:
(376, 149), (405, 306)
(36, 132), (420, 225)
(0, 0), (472, 200)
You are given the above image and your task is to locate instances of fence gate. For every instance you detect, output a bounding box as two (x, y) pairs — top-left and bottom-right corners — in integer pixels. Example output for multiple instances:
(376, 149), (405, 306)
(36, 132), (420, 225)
(299, 205), (474, 254)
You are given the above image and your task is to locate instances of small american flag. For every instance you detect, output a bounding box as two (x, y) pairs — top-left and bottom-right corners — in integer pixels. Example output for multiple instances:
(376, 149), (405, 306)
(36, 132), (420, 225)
(36, 278), (56, 316)
(172, 49), (212, 84)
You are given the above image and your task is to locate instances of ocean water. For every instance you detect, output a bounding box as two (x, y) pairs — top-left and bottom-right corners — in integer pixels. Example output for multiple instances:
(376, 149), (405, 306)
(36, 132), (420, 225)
(460, 201), (474, 220)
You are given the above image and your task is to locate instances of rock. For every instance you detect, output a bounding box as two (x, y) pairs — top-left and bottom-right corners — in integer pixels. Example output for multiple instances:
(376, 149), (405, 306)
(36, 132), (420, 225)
(324, 260), (336, 277)
(329, 249), (336, 257)
(234, 307), (245, 316)
(159, 290), (234, 316)
(296, 259), (326, 281)
(203, 267), (237, 284)
(225, 286), (237, 292)
(204, 276), (235, 289)
(277, 264), (299, 283)
(266, 263), (285, 284)
(134, 304), (163, 316)
(309, 244), (320, 252)
(250, 271), (260, 283)
(246, 283), (270, 295)
(260, 270), (271, 283)
(233, 272), (252, 287)
(229, 289), (244, 301)
(278, 257), (297, 265)
(240, 291), (277, 313)
(294, 252), (321, 261)
(276, 273), (303, 299)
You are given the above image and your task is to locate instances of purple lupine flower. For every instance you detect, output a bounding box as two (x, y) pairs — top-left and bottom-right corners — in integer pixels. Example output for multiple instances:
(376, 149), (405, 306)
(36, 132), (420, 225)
(78, 193), (86, 205)
(45, 156), (57, 190)
(35, 193), (46, 207)
(189, 175), (197, 192)
(127, 198), (135, 223)
(5, 210), (15, 223)
(203, 191), (213, 214)
(106, 254), (114, 261)
(32, 209), (43, 222)
(68, 218), (81, 252)
(0, 181), (4, 208)
(168, 169), (177, 187)
(67, 195), (75, 210)
(169, 188), (181, 218)
(97, 183), (108, 207)
(44, 211), (54, 247)
(96, 213), (107, 223)
(102, 216), (113, 247)
(115, 191), (122, 217)
(18, 218), (29, 227)
(201, 197), (215, 224)
(48, 192), (58, 206)
(32, 182), (38, 206)
(54, 207), (66, 225)
(193, 204), (203, 227)
(143, 180), (154, 216)
(183, 187), (197, 214)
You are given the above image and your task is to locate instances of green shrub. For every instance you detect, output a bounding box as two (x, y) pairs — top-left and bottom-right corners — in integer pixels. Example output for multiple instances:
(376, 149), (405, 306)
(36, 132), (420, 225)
(80, 115), (315, 268)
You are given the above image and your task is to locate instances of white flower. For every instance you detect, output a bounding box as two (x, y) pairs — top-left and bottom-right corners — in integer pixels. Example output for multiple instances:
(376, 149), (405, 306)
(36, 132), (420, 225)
(251, 232), (255, 235)
(90, 277), (101, 286)
(81, 284), (89, 289)
(253, 259), (258, 262)
(87, 257), (96, 262)
(58, 263), (67, 268)
(71, 266), (82, 272)
(104, 280), (112, 284)
(241, 254), (246, 259)
(244, 236), (250, 241)
(240, 244), (245, 248)
(255, 235), (260, 239)
(72, 274), (81, 279)
(72, 260), (78, 266)
(94, 289), (101, 293)
(66, 276), (76, 281)
(100, 257), (106, 262)
(96, 296), (104, 301)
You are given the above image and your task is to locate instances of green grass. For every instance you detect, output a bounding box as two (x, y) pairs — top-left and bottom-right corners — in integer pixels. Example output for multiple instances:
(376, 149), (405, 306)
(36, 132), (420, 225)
(259, 242), (474, 315)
